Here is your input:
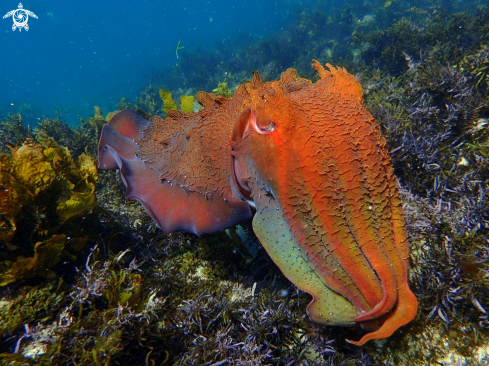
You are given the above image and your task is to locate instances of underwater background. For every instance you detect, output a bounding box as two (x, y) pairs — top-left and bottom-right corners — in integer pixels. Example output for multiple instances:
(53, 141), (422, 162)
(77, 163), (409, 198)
(0, 0), (489, 364)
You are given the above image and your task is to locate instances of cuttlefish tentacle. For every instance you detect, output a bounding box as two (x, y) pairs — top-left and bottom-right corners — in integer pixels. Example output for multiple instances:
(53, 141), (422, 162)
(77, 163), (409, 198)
(347, 179), (418, 344)
(97, 60), (418, 345)
(332, 114), (399, 322)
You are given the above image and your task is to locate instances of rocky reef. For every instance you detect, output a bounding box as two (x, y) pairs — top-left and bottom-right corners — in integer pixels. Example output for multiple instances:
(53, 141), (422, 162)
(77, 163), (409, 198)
(1, 2), (489, 365)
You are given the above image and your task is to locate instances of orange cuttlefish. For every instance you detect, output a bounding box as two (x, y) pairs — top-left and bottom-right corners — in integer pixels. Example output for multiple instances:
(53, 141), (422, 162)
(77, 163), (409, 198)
(98, 60), (418, 345)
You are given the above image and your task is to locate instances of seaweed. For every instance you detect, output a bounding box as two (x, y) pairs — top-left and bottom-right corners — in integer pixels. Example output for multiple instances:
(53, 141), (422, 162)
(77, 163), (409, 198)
(159, 89), (178, 115)
(362, 46), (488, 197)
(460, 45), (489, 96)
(212, 81), (232, 98)
(179, 95), (195, 114)
(353, 7), (489, 75)
(0, 137), (101, 288)
(0, 114), (31, 155)
(35, 116), (74, 149)
(0, 281), (65, 338)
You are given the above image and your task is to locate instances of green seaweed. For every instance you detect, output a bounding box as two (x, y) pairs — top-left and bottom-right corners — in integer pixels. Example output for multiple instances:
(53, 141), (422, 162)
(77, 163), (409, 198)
(179, 95), (195, 113)
(212, 81), (232, 98)
(159, 89), (178, 115)
(0, 280), (65, 337)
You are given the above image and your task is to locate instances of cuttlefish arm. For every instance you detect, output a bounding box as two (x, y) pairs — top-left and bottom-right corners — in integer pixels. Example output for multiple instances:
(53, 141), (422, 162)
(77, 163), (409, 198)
(97, 62), (417, 345)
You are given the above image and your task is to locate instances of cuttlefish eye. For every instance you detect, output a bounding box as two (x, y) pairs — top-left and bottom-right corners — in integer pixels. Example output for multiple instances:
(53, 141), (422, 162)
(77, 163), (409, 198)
(232, 109), (276, 140)
(251, 111), (276, 134)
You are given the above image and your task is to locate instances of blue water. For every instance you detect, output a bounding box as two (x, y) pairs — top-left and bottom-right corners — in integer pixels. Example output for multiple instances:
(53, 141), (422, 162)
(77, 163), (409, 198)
(0, 0), (478, 127)
(0, 0), (303, 126)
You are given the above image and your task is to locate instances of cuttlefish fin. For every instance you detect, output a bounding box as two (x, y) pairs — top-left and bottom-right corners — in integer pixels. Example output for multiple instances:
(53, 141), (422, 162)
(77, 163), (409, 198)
(98, 110), (150, 169)
(98, 110), (252, 236)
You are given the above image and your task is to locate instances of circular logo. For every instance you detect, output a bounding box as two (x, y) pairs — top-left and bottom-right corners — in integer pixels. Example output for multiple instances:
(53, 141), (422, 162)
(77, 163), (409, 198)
(13, 9), (28, 28)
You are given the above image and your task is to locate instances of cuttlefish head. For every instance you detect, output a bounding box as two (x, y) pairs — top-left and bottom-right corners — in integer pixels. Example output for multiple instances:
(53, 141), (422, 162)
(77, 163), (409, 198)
(230, 61), (417, 345)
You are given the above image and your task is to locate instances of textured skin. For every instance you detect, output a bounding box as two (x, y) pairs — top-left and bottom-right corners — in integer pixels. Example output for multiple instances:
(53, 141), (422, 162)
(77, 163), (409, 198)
(97, 61), (418, 345)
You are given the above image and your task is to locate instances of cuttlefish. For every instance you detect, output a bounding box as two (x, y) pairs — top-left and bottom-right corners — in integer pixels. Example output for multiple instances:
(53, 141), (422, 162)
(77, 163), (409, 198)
(98, 61), (418, 345)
